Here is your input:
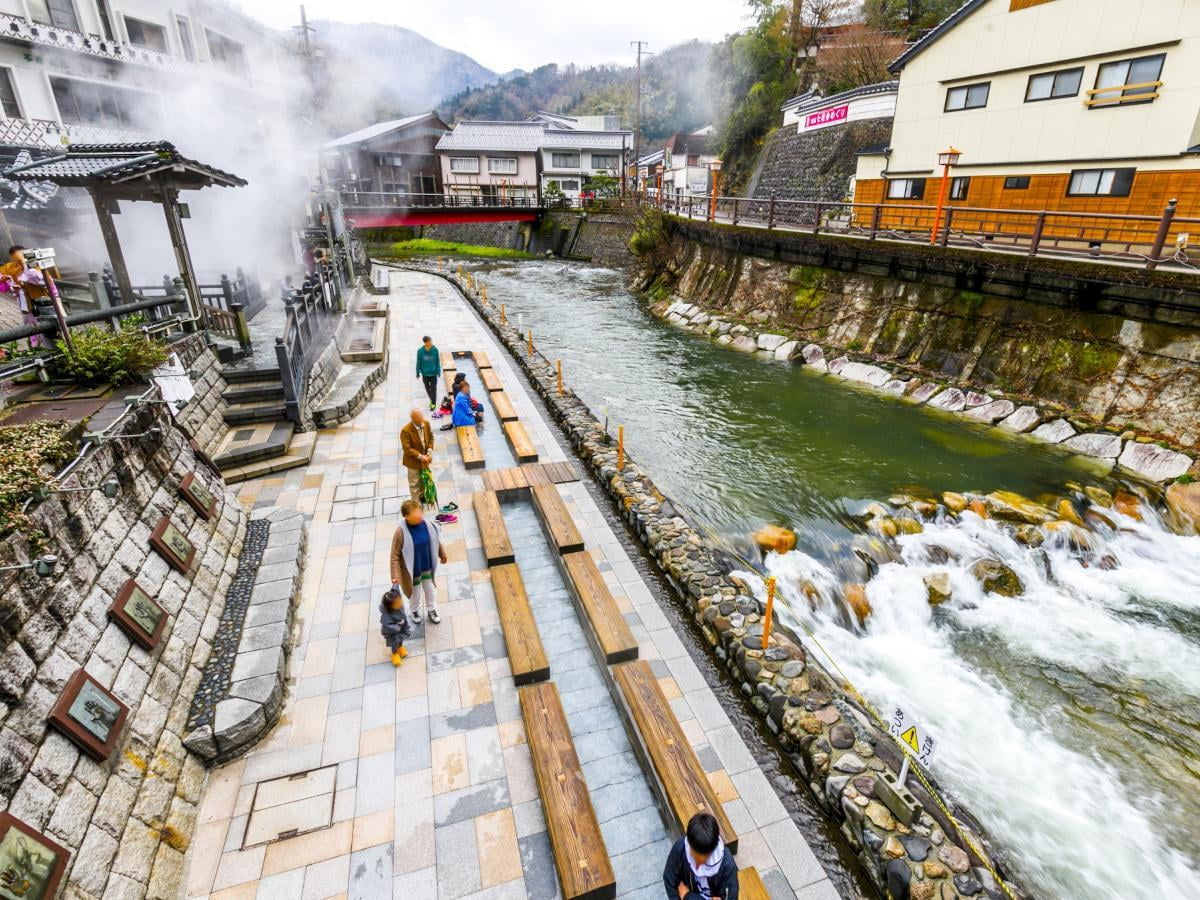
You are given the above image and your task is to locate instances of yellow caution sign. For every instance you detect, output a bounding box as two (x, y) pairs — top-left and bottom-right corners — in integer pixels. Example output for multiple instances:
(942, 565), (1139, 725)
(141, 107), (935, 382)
(899, 726), (921, 755)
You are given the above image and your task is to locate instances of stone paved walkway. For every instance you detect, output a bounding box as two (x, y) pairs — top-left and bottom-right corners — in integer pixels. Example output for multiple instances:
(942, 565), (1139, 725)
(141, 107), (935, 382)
(181, 269), (838, 900)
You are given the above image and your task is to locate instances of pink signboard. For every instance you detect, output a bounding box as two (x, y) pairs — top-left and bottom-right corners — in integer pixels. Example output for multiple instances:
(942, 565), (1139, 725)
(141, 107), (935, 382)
(804, 104), (849, 129)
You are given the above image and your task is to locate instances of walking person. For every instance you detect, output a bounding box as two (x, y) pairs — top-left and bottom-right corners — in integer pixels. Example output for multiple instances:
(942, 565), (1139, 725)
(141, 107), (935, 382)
(390, 499), (448, 625)
(378, 587), (411, 667)
(415, 335), (442, 410)
(401, 408), (435, 505)
(662, 812), (739, 899)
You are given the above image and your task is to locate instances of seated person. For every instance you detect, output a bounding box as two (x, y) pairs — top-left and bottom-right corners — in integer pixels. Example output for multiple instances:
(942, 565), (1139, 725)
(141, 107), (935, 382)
(452, 381), (482, 427)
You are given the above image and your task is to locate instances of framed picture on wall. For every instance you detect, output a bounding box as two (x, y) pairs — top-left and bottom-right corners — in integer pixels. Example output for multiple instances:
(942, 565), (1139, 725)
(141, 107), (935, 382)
(179, 473), (217, 520)
(0, 813), (70, 900)
(47, 670), (129, 762)
(108, 579), (168, 651)
(149, 517), (196, 574)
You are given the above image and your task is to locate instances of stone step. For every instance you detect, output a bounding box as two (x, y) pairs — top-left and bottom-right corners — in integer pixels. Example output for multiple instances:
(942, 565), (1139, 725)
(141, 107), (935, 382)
(221, 432), (317, 483)
(213, 420), (296, 469)
(222, 380), (285, 404)
(221, 364), (282, 384)
(224, 400), (288, 425)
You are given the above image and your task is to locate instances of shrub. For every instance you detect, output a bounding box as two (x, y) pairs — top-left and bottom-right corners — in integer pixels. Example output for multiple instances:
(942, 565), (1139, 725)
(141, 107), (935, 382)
(52, 322), (168, 386)
(0, 421), (74, 537)
(629, 209), (671, 257)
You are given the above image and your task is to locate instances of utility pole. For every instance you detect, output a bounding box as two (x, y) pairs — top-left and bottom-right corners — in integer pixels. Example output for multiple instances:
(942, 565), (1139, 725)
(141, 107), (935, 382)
(631, 41), (653, 193)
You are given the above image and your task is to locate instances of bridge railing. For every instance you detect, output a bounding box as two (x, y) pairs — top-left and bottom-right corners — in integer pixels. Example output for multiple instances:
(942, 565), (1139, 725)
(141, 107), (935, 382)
(274, 260), (342, 424)
(649, 193), (1199, 271)
(338, 191), (639, 213)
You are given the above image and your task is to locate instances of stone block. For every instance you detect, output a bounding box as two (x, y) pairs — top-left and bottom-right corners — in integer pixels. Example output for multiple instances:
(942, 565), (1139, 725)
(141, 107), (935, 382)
(827, 355), (849, 375)
(757, 333), (787, 352)
(839, 362), (892, 387)
(928, 388), (966, 412)
(774, 340), (800, 361)
(213, 697), (268, 754)
(238, 622), (287, 654)
(71, 826), (120, 895)
(908, 383), (938, 403)
(1030, 419), (1075, 444)
(231, 646), (285, 683)
(1063, 432), (1123, 460)
(730, 335), (758, 353)
(998, 405), (1040, 433)
(181, 724), (217, 760)
(1118, 442), (1192, 482)
(965, 399), (1015, 423)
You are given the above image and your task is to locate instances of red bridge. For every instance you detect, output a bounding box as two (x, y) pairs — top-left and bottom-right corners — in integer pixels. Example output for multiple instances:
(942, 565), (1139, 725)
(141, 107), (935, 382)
(339, 191), (546, 228)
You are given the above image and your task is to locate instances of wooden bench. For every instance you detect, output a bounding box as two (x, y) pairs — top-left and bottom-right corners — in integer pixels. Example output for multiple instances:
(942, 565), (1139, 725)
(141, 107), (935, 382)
(473, 490), (514, 566)
(490, 390), (518, 422)
(444, 370), (459, 393)
(560, 551), (637, 665)
(737, 867), (769, 900)
(456, 426), (484, 470)
(531, 483), (584, 554)
(613, 660), (739, 854)
(441, 351), (457, 371)
(503, 421), (539, 464)
(520, 681), (616, 900)
(473, 350), (492, 369)
(491, 563), (549, 684)
(480, 367), (504, 393)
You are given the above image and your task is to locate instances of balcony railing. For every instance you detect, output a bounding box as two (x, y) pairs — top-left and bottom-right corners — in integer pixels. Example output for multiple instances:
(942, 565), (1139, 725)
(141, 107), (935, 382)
(0, 117), (147, 150)
(0, 12), (202, 73)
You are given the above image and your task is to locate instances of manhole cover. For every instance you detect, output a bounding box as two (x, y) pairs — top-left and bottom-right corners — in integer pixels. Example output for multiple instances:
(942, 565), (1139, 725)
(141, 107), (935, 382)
(243, 765), (336, 847)
(333, 481), (376, 502)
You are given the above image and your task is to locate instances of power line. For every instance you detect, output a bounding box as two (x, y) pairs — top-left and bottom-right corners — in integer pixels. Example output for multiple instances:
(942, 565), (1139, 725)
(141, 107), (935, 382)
(631, 40), (653, 183)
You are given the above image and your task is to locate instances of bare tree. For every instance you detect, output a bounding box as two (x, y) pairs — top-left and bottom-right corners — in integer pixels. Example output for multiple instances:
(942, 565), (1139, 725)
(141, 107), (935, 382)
(817, 23), (907, 91)
(791, 0), (856, 68)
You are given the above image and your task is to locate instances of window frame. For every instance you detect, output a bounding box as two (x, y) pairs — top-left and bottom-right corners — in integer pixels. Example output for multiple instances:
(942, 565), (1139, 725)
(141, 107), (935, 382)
(590, 153), (619, 171)
(204, 27), (249, 78)
(94, 0), (115, 40)
(550, 151), (580, 169)
(50, 75), (154, 129)
(26, 0), (80, 31)
(176, 15), (195, 61)
(0, 67), (22, 119)
(944, 81), (990, 112)
(1003, 176), (1031, 190)
(123, 15), (169, 53)
(448, 156), (480, 174)
(1024, 66), (1084, 102)
(886, 178), (926, 200)
(1090, 53), (1165, 107)
(1066, 167), (1136, 197)
(486, 157), (517, 175)
(949, 176), (970, 201)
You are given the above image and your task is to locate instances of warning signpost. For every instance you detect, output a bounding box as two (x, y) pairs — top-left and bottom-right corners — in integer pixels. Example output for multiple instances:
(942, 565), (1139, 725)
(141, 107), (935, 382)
(889, 705), (937, 785)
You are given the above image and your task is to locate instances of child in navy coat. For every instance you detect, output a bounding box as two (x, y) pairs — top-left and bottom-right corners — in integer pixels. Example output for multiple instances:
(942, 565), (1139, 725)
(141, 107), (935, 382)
(379, 588), (412, 666)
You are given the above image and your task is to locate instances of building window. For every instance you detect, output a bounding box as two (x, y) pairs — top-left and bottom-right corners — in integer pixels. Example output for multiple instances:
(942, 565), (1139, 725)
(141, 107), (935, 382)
(1090, 53), (1165, 106)
(95, 0), (114, 40)
(449, 157), (479, 173)
(487, 157), (517, 175)
(591, 153), (619, 170)
(124, 16), (168, 52)
(205, 28), (248, 77)
(176, 15), (195, 61)
(1067, 167), (1135, 197)
(551, 152), (579, 168)
(1025, 67), (1083, 101)
(548, 179), (579, 191)
(1003, 176), (1031, 190)
(51, 76), (151, 129)
(26, 0), (80, 31)
(949, 177), (970, 201)
(686, 154), (699, 165)
(886, 178), (926, 200)
(944, 82), (990, 111)
(0, 69), (21, 119)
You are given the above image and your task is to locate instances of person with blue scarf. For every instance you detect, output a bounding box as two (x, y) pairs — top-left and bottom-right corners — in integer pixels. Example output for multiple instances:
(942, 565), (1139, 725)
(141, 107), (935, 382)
(663, 813), (739, 898)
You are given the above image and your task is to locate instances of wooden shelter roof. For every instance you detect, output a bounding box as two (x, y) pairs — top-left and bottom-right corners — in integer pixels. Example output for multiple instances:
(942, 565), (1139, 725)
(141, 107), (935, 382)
(1, 141), (247, 193)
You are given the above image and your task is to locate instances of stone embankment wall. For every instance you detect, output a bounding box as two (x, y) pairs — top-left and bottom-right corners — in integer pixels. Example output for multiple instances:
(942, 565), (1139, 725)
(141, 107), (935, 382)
(0, 398), (246, 898)
(749, 120), (892, 202)
(428, 264), (1018, 900)
(425, 208), (636, 266)
(636, 217), (1200, 452)
(424, 220), (530, 251)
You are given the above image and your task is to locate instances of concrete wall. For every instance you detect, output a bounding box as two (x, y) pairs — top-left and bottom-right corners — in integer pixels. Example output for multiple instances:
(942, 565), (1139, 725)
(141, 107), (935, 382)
(0, 403), (246, 899)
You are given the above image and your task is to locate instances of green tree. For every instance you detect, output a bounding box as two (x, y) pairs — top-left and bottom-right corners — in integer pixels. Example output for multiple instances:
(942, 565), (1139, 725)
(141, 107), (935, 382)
(864, 0), (963, 32)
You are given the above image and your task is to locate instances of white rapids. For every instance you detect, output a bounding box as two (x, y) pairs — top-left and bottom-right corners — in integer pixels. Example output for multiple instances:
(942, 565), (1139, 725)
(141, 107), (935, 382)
(748, 502), (1200, 899)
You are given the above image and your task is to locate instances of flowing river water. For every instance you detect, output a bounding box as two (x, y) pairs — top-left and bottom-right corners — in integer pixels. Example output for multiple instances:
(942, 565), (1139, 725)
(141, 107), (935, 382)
(452, 258), (1200, 898)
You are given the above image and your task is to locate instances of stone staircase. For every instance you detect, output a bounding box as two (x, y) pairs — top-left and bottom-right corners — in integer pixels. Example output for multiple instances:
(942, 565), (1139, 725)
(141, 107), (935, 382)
(210, 367), (316, 483)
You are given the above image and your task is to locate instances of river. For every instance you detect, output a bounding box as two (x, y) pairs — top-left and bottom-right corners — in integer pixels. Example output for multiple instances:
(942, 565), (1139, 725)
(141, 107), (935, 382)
(455, 258), (1200, 899)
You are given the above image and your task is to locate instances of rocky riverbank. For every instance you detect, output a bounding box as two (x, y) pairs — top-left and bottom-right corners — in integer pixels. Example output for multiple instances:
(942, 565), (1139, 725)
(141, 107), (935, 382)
(405, 260), (1023, 900)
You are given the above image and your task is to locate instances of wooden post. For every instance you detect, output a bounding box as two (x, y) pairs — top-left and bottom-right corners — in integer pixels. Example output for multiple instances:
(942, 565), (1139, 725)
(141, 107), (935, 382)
(500, 303), (506, 325)
(1146, 198), (1178, 270)
(437, 256), (443, 270)
(526, 328), (533, 357)
(91, 190), (135, 305)
(481, 284), (488, 304)
(556, 359), (562, 395)
(161, 187), (202, 332)
(761, 575), (777, 651)
(616, 425), (624, 470)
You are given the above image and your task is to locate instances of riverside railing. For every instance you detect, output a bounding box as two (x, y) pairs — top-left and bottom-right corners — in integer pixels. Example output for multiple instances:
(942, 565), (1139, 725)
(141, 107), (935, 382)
(274, 261), (342, 424)
(648, 192), (1199, 271)
(338, 190), (638, 213)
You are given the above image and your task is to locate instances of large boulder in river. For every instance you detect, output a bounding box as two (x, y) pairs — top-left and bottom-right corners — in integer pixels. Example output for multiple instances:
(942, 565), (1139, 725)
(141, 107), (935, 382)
(969, 559), (1024, 597)
(985, 491), (1054, 524)
(774, 340), (801, 361)
(1118, 442), (1192, 482)
(1031, 419), (1076, 443)
(730, 335), (758, 353)
(801, 343), (825, 364)
(1166, 481), (1200, 534)
(844, 584), (872, 623)
(757, 333), (787, 352)
(924, 573), (952, 606)
(998, 405), (1041, 433)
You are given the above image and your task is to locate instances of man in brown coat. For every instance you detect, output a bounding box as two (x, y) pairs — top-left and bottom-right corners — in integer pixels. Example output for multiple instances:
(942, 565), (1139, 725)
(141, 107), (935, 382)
(401, 408), (434, 504)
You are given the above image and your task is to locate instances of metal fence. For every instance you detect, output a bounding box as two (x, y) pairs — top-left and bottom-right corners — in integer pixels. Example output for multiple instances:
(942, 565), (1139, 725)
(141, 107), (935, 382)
(649, 193), (1199, 271)
(338, 190), (637, 213)
(274, 260), (344, 424)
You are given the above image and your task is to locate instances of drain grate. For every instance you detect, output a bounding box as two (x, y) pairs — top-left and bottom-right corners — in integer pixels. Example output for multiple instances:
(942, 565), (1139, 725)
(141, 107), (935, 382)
(243, 765), (337, 847)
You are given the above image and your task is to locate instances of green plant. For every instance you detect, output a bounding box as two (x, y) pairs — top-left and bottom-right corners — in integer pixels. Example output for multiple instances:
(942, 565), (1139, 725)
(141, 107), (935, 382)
(52, 325), (168, 386)
(1177, 474), (1195, 484)
(382, 239), (532, 260)
(583, 173), (619, 198)
(0, 421), (75, 537)
(629, 209), (671, 257)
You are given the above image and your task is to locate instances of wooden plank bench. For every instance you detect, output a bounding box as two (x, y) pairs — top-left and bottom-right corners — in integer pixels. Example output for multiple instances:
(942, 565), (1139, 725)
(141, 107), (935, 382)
(613, 660), (739, 853)
(444, 370), (459, 393)
(531, 483), (584, 554)
(456, 425), (484, 470)
(480, 367), (504, 393)
(737, 867), (769, 900)
(560, 551), (637, 665)
(473, 350), (492, 369)
(491, 563), (549, 684)
(504, 421), (539, 464)
(491, 390), (518, 422)
(473, 490), (514, 566)
(520, 681), (616, 900)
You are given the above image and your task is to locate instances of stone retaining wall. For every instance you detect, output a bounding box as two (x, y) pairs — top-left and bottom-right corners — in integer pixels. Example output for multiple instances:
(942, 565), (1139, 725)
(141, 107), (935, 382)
(0, 404), (246, 899)
(173, 334), (230, 456)
(424, 264), (1020, 900)
(749, 120), (893, 203)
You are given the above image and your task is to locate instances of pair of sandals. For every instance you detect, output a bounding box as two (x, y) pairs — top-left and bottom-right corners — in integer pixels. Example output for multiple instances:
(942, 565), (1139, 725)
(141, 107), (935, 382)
(435, 502), (458, 525)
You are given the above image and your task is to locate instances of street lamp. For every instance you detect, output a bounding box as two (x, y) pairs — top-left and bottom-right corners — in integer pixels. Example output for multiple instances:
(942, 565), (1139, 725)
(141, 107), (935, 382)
(930, 146), (962, 244)
(708, 159), (723, 223)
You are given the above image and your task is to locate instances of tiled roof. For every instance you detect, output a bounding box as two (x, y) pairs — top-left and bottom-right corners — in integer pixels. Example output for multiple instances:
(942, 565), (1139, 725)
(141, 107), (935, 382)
(436, 121), (546, 153)
(888, 0), (986, 73)
(664, 132), (712, 156)
(324, 113), (445, 149)
(2, 141), (246, 188)
(637, 149), (664, 167)
(782, 81), (898, 114)
(539, 130), (630, 151)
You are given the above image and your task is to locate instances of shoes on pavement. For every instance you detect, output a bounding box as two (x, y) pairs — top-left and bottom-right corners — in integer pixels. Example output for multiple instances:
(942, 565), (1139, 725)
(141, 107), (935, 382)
(428, 610), (441, 624)
(435, 513), (457, 524)
(391, 651), (403, 667)
(411, 609), (422, 624)
(440, 502), (459, 512)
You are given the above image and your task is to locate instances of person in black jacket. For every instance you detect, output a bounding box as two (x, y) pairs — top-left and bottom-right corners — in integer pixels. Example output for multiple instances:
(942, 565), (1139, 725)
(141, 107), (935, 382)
(663, 812), (739, 899)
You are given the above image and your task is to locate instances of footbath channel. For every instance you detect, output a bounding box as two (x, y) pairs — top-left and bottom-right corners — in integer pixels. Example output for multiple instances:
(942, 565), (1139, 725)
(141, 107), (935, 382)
(500, 499), (675, 895)
(451, 355), (517, 469)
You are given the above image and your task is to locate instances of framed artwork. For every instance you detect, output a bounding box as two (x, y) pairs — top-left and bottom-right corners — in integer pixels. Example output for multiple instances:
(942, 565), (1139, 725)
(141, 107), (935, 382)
(179, 473), (217, 520)
(108, 579), (168, 651)
(0, 813), (70, 900)
(47, 670), (128, 762)
(149, 517), (196, 574)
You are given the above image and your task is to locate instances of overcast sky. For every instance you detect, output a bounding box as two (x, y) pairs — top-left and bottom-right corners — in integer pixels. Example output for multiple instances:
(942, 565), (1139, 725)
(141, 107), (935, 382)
(241, 0), (752, 72)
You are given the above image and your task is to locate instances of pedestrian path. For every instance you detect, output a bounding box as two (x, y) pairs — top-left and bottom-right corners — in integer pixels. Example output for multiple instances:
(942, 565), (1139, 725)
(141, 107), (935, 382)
(181, 269), (837, 900)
